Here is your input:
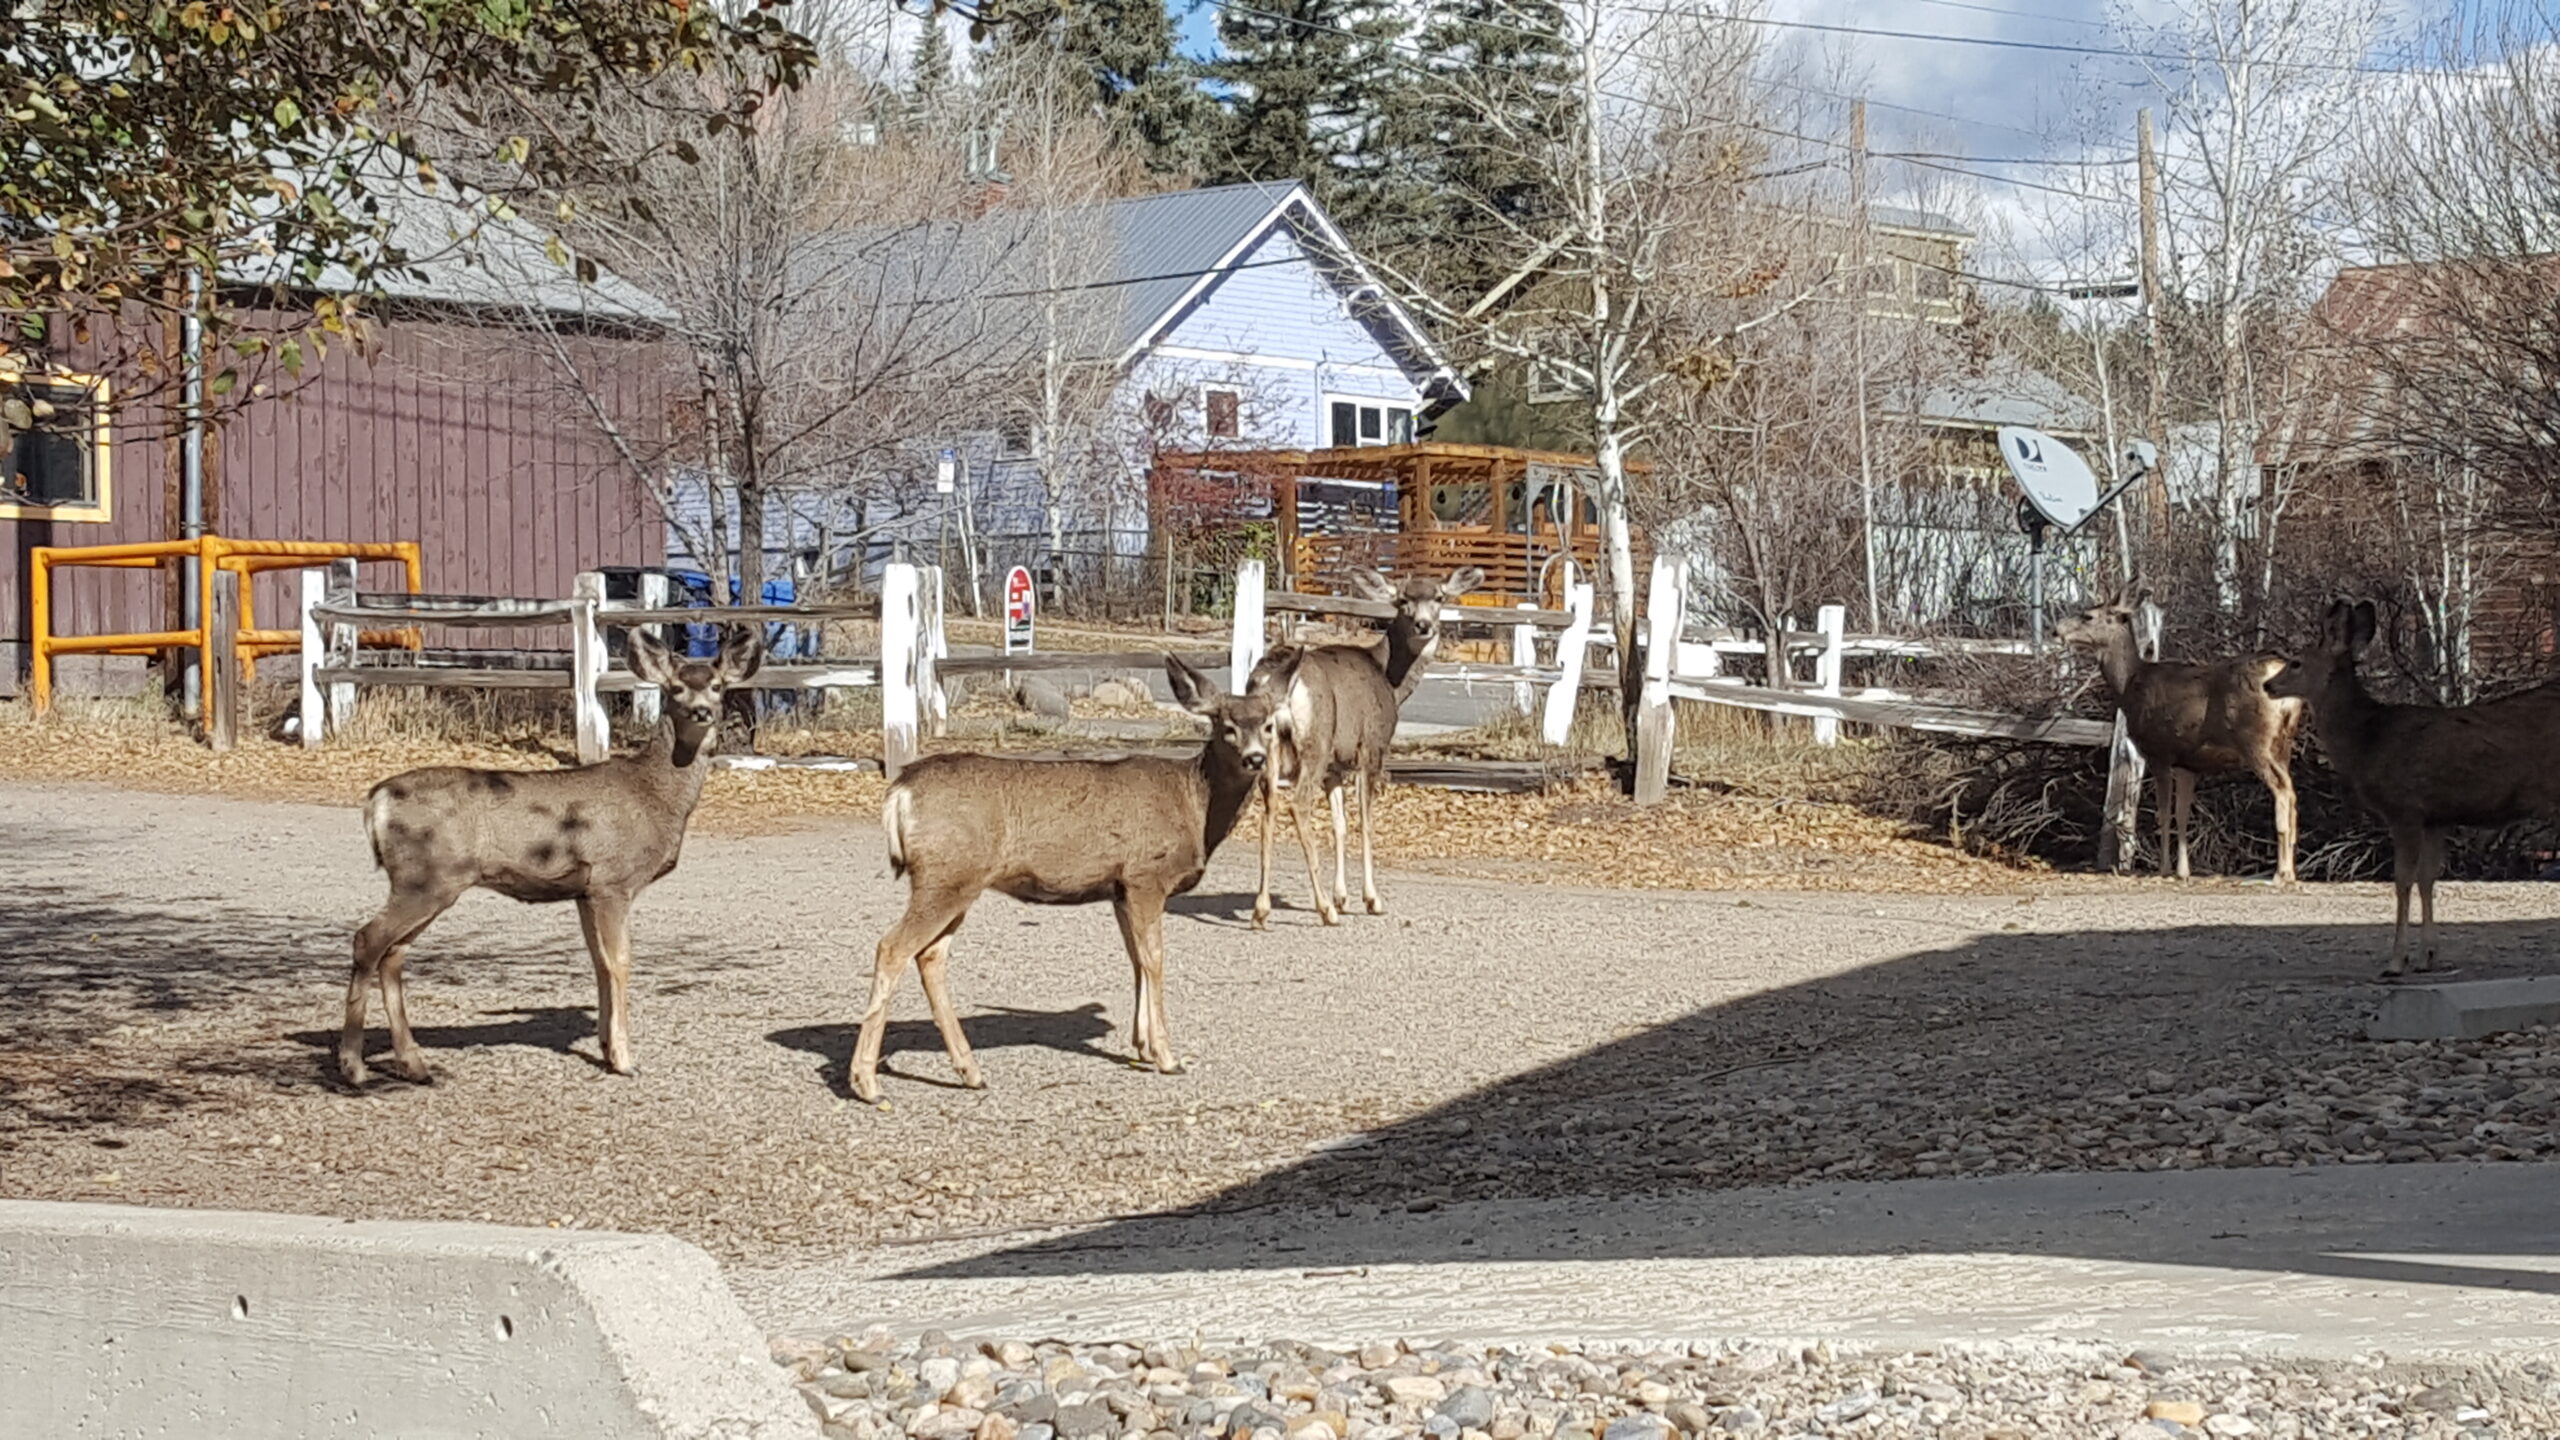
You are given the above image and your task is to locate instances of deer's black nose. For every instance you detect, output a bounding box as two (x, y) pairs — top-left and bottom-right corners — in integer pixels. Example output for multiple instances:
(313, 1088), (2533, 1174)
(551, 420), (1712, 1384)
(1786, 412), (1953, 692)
(688, 705), (716, 724)
(1243, 751), (1266, 770)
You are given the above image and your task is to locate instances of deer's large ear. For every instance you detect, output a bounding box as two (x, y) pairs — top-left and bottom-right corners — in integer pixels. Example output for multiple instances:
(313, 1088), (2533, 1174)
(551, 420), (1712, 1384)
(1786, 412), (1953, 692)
(627, 629), (681, 688)
(1441, 566), (1487, 599)
(1346, 568), (1397, 604)
(1250, 646), (1304, 698)
(1165, 652), (1221, 715)
(2348, 600), (2378, 651)
(716, 625), (766, 685)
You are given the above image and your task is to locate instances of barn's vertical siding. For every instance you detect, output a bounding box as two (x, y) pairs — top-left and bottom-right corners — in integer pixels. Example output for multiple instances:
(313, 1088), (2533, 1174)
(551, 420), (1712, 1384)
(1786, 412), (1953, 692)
(1, 310), (672, 692)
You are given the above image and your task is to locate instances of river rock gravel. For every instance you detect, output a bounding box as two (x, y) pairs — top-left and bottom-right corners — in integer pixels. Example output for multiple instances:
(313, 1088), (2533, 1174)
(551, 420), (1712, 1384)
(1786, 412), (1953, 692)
(767, 1333), (2559, 1440)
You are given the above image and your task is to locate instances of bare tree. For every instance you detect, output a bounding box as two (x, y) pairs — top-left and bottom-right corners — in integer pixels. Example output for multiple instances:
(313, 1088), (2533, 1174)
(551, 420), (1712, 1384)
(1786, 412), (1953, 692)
(2120, 0), (2386, 613)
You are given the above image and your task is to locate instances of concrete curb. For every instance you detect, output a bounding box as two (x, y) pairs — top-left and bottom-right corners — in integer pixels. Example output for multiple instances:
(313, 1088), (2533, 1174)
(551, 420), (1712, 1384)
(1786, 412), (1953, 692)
(2368, 975), (2560, 1040)
(0, 1200), (815, 1439)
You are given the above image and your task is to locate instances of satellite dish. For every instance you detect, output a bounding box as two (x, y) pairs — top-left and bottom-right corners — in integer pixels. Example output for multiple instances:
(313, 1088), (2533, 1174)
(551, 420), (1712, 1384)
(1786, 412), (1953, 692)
(1996, 425), (2103, 531)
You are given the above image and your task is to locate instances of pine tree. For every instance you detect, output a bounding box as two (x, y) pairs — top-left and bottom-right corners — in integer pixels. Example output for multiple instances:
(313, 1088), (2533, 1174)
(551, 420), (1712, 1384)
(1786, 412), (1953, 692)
(1398, 0), (1580, 300)
(1203, 0), (1409, 228)
(986, 0), (1211, 174)
(908, 14), (956, 120)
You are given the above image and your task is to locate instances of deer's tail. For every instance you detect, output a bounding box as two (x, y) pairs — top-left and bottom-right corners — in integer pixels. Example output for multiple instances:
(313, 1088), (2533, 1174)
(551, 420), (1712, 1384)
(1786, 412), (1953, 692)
(882, 780), (915, 880)
(361, 782), (395, 871)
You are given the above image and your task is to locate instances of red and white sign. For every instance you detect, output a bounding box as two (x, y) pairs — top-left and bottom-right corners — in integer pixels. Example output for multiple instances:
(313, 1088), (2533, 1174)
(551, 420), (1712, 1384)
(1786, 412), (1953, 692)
(1003, 565), (1035, 655)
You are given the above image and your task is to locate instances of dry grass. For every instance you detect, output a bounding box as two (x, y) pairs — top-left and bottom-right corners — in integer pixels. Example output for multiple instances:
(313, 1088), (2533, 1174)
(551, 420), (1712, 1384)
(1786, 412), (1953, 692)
(0, 681), (2043, 893)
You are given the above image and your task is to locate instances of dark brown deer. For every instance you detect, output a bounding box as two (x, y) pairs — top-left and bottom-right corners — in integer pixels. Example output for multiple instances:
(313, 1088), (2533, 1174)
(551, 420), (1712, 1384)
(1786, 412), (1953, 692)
(340, 628), (764, 1086)
(2058, 590), (2305, 882)
(851, 652), (1294, 1104)
(1250, 566), (1484, 927)
(2268, 599), (2560, 978)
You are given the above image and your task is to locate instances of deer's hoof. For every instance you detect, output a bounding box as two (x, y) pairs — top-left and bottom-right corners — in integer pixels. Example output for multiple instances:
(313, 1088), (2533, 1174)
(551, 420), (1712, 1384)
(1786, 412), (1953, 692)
(388, 1057), (434, 1085)
(1251, 910), (1270, 931)
(1156, 1056), (1187, 1076)
(337, 1057), (369, 1088)
(1318, 909), (1342, 928)
(957, 1066), (987, 1090)
(850, 1077), (882, 1106)
(1364, 897), (1385, 915)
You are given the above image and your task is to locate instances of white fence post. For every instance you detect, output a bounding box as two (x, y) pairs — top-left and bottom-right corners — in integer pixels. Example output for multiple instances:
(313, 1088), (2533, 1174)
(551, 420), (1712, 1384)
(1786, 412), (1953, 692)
(323, 558), (358, 732)
(570, 571), (609, 766)
(298, 568), (328, 749)
(1541, 575), (1595, 747)
(1510, 602), (1538, 716)
(1634, 555), (1688, 804)
(1812, 603), (1845, 747)
(630, 572), (668, 728)
(921, 564), (949, 737)
(1230, 558), (1266, 694)
(2099, 597), (2165, 872)
(880, 562), (920, 778)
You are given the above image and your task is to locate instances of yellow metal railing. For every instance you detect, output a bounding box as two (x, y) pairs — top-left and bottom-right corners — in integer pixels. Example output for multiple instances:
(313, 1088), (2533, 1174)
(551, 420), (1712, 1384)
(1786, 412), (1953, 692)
(31, 535), (423, 713)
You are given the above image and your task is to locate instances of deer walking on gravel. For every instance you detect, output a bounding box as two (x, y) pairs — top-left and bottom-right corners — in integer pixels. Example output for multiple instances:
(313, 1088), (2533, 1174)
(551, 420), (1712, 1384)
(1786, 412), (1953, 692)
(851, 652), (1293, 1104)
(2058, 589), (2305, 883)
(339, 628), (764, 1086)
(1250, 567), (1483, 928)
(2268, 599), (2560, 978)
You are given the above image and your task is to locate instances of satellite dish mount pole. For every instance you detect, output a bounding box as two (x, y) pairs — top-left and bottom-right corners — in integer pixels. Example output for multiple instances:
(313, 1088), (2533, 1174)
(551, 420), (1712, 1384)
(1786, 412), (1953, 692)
(2017, 498), (2051, 656)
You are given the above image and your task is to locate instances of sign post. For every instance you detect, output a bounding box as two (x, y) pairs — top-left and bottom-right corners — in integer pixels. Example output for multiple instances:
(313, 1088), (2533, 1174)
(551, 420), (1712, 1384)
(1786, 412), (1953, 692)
(1003, 564), (1035, 656)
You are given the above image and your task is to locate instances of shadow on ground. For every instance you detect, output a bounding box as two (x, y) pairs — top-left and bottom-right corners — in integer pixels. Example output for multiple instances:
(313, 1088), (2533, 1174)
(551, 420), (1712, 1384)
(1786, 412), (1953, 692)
(909, 910), (2560, 1294)
(770, 1003), (1118, 1098)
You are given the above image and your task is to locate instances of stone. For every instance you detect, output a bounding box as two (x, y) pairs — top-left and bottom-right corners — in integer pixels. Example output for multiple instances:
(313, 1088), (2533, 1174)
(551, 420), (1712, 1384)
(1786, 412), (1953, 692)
(1008, 1395), (1060, 1426)
(1019, 1426), (1056, 1440)
(989, 1341), (1040, 1370)
(1712, 1409), (1763, 1434)
(821, 1373), (876, 1400)
(2124, 1351), (2178, 1376)
(1438, 1387), (1500, 1431)
(1633, 1381), (1674, 1408)
(1015, 677), (1072, 721)
(1601, 1414), (1670, 1440)
(951, 1377), (1000, 1411)
(1046, 1360), (1093, 1392)
(1386, 1376), (1449, 1407)
(1489, 1415), (1528, 1440)
(2203, 1416), (2256, 1437)
(1663, 1402), (1712, 1436)
(2145, 1401), (2206, 1426)
(1055, 1402), (1115, 1439)
(845, 1348), (895, 1374)
(1359, 1343), (1402, 1370)
(1422, 1417), (1461, 1440)
(2407, 1386), (2470, 1413)
(921, 1358), (963, 1397)
(979, 1416), (1022, 1440)
(1090, 679), (1151, 709)
(1813, 1393), (1876, 1425)
(911, 1408), (988, 1440)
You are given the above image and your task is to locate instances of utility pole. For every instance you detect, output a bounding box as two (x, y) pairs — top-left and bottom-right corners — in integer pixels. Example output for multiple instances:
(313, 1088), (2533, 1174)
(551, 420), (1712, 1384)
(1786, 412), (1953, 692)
(1850, 98), (1880, 632)
(2137, 107), (2167, 537)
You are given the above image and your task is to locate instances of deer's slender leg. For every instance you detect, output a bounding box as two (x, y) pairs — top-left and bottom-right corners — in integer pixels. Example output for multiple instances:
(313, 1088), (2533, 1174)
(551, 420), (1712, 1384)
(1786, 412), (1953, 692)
(914, 937), (983, 1089)
(853, 886), (972, 1103)
(1291, 768), (1338, 925)
(1110, 892), (1151, 1062)
(1328, 786), (1351, 913)
(1121, 887), (1180, 1074)
(1253, 767), (1279, 930)
(2171, 769), (2197, 879)
(2154, 767), (2175, 877)
(2416, 827), (2449, 971)
(1357, 767), (1383, 914)
(2385, 822), (2421, 977)
(344, 886), (454, 1086)
(2261, 761), (2299, 885)
(576, 893), (638, 1075)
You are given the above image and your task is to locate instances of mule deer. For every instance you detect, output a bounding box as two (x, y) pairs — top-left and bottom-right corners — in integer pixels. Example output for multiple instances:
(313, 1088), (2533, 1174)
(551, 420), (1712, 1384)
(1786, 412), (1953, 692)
(339, 628), (764, 1086)
(1250, 567), (1484, 928)
(851, 652), (1293, 1104)
(2058, 590), (2305, 882)
(2268, 599), (2560, 977)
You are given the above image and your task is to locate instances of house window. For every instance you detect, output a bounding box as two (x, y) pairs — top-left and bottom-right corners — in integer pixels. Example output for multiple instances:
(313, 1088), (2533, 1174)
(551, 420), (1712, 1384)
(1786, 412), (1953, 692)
(1326, 396), (1414, 449)
(1143, 394), (1175, 431)
(1, 372), (110, 520)
(997, 415), (1034, 458)
(1204, 387), (1240, 440)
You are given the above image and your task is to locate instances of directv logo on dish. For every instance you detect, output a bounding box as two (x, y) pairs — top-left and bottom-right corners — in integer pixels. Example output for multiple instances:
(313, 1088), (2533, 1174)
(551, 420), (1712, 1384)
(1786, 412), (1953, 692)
(2011, 434), (2044, 468)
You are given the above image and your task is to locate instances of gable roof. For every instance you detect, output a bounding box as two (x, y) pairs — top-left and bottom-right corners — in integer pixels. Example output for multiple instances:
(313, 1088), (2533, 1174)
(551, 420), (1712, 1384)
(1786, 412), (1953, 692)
(218, 157), (675, 326)
(1103, 181), (1465, 401)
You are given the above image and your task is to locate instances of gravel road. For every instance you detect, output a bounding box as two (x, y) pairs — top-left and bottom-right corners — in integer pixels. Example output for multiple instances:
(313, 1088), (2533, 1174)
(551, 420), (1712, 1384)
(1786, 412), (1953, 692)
(6, 777), (2560, 1318)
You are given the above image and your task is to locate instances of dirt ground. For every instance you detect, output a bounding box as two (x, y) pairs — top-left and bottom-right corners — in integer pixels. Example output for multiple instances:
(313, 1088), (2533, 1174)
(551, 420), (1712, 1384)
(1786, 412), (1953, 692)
(5, 773), (2557, 1274)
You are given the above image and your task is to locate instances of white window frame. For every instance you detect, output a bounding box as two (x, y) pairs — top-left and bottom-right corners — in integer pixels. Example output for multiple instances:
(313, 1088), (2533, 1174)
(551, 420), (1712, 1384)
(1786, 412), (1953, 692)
(1323, 393), (1416, 449)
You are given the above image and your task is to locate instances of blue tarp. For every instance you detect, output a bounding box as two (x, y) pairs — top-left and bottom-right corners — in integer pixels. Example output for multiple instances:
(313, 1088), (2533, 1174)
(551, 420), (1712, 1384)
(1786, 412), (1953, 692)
(662, 571), (811, 660)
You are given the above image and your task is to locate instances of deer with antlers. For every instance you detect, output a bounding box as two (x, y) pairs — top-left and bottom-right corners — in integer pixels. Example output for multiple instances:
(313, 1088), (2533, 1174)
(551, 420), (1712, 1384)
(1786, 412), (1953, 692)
(2058, 588), (2305, 883)
(2268, 599), (2560, 978)
(1250, 566), (1483, 928)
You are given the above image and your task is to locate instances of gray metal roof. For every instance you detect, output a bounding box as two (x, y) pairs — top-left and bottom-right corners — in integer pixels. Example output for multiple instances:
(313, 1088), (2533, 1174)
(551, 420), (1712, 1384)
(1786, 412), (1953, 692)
(1102, 180), (1302, 350)
(1890, 362), (2097, 432)
(1870, 204), (1971, 240)
(219, 160), (675, 326)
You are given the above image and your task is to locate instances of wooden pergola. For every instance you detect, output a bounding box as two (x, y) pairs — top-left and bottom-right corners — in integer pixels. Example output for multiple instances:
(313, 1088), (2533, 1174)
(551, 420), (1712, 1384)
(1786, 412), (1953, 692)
(1149, 441), (1650, 608)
